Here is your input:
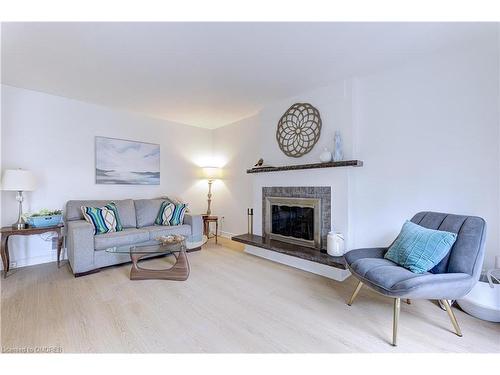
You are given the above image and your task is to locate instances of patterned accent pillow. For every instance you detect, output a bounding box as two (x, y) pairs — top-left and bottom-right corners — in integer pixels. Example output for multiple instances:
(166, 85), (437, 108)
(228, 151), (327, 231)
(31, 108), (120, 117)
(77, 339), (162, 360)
(155, 201), (175, 226)
(170, 203), (188, 225)
(155, 201), (187, 226)
(157, 196), (190, 212)
(81, 202), (123, 235)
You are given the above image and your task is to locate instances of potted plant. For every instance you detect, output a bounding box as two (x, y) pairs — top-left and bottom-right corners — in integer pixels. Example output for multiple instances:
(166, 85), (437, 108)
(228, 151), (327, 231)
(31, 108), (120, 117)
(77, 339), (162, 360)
(24, 209), (63, 228)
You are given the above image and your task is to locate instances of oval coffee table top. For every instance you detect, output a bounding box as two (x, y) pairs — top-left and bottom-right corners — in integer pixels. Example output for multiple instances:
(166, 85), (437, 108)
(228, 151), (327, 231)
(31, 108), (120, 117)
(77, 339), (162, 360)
(106, 237), (186, 255)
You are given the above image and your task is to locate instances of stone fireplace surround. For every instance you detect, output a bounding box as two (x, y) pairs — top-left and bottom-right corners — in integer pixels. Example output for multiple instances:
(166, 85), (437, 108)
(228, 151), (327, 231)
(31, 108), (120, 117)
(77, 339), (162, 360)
(232, 184), (349, 281)
(262, 186), (331, 250)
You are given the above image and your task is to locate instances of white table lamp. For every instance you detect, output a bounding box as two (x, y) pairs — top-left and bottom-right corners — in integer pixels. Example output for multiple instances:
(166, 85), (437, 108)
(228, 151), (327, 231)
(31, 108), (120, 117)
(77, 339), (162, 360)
(1, 169), (37, 229)
(202, 167), (222, 215)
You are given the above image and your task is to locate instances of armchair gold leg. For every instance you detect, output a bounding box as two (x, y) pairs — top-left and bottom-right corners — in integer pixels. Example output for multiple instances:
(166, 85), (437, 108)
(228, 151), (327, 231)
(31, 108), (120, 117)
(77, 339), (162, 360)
(347, 281), (363, 306)
(392, 298), (400, 346)
(441, 299), (463, 337)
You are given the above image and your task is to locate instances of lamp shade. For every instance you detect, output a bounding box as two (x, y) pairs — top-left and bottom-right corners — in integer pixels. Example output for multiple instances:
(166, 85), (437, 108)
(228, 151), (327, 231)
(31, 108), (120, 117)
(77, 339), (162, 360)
(202, 167), (222, 180)
(1, 169), (37, 191)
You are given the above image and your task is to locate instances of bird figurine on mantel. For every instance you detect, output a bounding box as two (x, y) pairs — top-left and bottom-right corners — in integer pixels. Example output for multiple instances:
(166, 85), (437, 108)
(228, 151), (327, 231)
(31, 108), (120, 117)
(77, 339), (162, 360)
(252, 158), (273, 170)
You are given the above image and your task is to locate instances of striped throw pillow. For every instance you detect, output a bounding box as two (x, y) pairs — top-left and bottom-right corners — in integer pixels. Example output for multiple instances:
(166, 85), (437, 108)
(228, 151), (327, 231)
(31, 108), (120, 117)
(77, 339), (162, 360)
(81, 202), (123, 235)
(155, 201), (187, 226)
(170, 203), (188, 225)
(155, 201), (175, 225)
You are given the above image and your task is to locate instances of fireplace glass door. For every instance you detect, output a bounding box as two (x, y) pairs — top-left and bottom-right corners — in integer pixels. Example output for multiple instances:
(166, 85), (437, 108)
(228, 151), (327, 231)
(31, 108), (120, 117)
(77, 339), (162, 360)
(271, 205), (315, 242)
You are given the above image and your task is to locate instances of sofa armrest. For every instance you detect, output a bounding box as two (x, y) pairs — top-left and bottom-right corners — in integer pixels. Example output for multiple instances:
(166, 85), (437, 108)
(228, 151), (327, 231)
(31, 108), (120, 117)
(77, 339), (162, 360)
(184, 214), (203, 242)
(66, 220), (95, 275)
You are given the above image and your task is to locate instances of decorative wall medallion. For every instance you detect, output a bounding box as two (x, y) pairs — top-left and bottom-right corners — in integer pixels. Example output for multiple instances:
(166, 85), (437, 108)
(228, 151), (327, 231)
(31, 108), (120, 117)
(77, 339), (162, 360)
(276, 103), (322, 158)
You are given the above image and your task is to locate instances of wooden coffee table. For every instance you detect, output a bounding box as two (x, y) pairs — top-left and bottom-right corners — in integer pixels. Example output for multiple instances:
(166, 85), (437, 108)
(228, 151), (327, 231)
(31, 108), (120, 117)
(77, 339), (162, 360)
(106, 238), (190, 281)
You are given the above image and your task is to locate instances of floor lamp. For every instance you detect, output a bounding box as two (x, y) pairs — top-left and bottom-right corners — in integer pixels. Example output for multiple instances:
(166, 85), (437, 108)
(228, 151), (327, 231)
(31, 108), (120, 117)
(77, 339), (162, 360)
(202, 167), (222, 215)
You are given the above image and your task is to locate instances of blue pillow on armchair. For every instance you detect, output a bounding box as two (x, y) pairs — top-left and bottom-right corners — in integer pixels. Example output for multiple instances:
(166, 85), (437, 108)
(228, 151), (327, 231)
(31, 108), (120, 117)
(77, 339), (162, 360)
(384, 220), (457, 274)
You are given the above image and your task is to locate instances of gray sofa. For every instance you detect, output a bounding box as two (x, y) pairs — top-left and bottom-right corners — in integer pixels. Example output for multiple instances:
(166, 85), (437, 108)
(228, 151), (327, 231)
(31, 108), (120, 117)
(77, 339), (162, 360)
(65, 199), (203, 276)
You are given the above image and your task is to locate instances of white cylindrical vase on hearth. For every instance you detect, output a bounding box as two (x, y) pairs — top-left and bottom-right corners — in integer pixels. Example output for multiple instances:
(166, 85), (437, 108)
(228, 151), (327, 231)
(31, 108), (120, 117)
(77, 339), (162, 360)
(327, 231), (345, 257)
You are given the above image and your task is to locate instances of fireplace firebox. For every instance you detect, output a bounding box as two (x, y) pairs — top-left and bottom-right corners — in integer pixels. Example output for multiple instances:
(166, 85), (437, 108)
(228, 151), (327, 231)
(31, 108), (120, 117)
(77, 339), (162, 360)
(265, 196), (321, 249)
(271, 205), (315, 241)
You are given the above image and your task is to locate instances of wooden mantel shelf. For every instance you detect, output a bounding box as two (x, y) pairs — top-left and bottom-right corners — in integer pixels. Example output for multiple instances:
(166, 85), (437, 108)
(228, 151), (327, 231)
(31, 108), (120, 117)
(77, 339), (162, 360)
(246, 160), (363, 174)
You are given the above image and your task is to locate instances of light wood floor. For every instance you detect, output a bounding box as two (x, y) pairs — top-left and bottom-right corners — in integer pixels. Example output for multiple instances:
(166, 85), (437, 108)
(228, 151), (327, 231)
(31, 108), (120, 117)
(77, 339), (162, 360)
(1, 242), (499, 353)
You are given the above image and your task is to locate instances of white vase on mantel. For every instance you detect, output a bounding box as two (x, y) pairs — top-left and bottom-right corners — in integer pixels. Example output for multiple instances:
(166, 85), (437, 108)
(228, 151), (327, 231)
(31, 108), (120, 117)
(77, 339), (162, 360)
(333, 130), (344, 162)
(319, 148), (332, 163)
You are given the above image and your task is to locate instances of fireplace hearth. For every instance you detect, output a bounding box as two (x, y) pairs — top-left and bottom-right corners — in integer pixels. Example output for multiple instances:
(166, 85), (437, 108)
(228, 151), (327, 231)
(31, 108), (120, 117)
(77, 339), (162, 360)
(231, 186), (348, 281)
(231, 233), (347, 271)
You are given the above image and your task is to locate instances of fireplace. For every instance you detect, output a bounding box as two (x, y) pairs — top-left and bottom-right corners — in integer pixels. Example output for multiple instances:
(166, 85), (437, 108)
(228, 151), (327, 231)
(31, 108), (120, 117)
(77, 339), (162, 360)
(262, 187), (331, 250)
(265, 197), (321, 248)
(231, 186), (348, 282)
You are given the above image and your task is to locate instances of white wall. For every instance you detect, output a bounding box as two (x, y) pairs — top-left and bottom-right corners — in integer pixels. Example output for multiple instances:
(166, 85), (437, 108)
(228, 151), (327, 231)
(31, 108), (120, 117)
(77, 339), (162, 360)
(351, 45), (499, 270)
(211, 115), (260, 236)
(212, 82), (355, 243)
(213, 42), (500, 270)
(1, 85), (212, 268)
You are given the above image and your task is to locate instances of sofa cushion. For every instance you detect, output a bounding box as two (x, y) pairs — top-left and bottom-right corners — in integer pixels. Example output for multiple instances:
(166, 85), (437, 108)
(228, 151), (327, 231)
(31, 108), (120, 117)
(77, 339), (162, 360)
(410, 212), (486, 275)
(94, 228), (149, 250)
(144, 225), (192, 241)
(66, 199), (136, 228)
(349, 257), (473, 299)
(134, 199), (164, 227)
(350, 257), (429, 293)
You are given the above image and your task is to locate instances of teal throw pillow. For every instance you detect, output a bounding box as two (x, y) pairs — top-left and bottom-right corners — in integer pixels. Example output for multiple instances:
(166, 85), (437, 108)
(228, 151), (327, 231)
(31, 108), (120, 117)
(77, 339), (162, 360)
(170, 203), (187, 226)
(155, 201), (175, 225)
(155, 201), (187, 226)
(80, 202), (123, 235)
(384, 220), (457, 273)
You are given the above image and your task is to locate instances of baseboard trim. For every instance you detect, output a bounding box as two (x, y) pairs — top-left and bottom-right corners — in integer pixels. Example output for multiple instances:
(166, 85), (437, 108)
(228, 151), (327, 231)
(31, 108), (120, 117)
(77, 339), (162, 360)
(244, 244), (351, 282)
(219, 230), (236, 239)
(2, 251), (66, 270)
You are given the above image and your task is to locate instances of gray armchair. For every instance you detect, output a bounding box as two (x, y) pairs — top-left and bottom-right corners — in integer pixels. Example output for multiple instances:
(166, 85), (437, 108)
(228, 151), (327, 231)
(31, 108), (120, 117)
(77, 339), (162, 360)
(344, 211), (486, 346)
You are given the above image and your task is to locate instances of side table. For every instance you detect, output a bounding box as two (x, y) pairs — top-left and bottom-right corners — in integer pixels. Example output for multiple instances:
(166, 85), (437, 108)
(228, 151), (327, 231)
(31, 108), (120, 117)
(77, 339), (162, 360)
(202, 215), (218, 244)
(0, 224), (64, 278)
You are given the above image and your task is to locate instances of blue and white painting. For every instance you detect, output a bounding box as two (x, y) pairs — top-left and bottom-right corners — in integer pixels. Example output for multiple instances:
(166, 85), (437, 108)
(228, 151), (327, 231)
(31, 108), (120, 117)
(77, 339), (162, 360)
(95, 136), (160, 185)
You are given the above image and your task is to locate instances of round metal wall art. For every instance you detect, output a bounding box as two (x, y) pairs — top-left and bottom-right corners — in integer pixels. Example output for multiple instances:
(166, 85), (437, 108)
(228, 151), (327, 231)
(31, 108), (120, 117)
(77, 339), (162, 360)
(276, 103), (322, 158)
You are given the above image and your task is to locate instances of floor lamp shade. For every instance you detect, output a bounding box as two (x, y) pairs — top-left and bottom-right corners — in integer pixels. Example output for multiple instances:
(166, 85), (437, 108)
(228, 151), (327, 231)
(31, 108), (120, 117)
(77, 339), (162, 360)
(202, 167), (222, 181)
(1, 169), (37, 191)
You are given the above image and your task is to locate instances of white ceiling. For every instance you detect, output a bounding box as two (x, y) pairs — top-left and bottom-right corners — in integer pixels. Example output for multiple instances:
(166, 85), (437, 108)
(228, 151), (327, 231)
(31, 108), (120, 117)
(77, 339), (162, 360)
(1, 22), (496, 129)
